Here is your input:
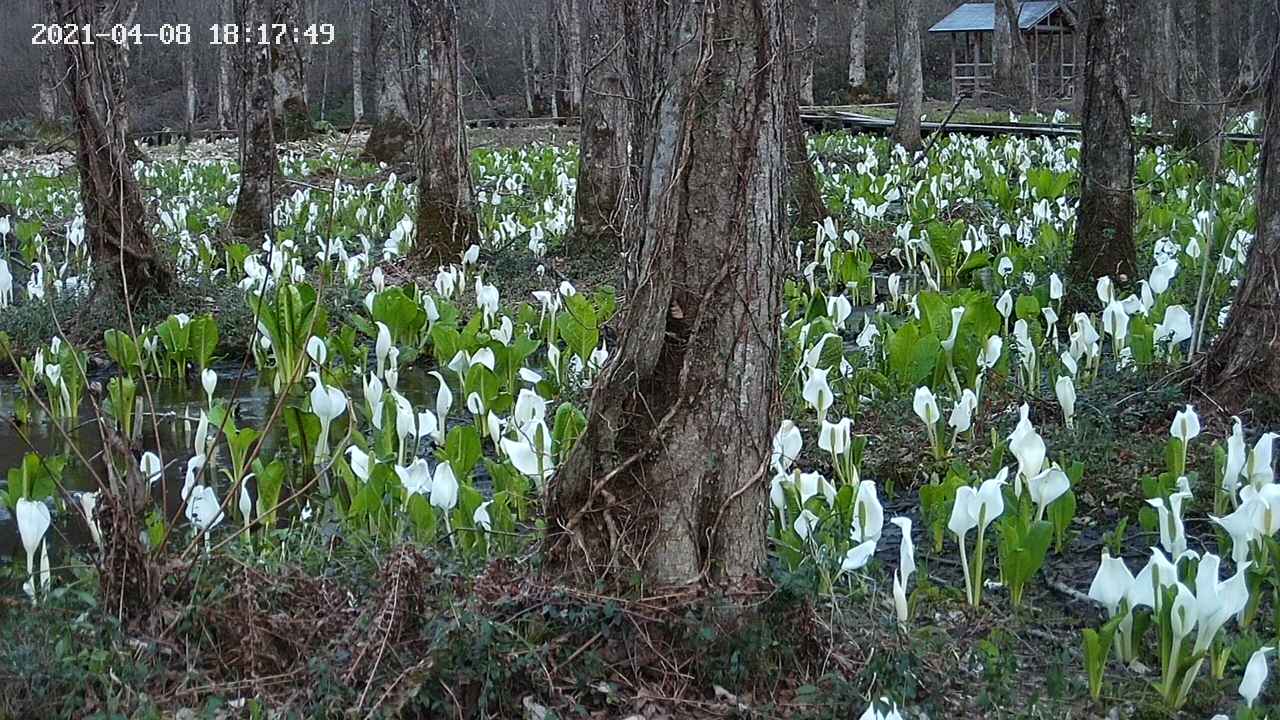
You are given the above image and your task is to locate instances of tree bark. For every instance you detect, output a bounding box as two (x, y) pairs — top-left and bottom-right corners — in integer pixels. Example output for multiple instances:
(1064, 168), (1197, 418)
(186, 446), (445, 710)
(1201, 34), (1280, 407)
(1150, 0), (1176, 133)
(556, 0), (585, 115)
(1171, 0), (1223, 170)
(787, 0), (828, 230)
(993, 0), (1012, 101)
(571, 0), (633, 254)
(351, 0), (365, 122)
(271, 0), (311, 141)
(893, 0), (923, 150)
(886, 32), (899, 100)
(1068, 0), (1137, 298)
(994, 0), (1035, 109)
(363, 0), (413, 162)
(799, 2), (817, 105)
(303, 0), (318, 106)
(38, 35), (59, 125)
(183, 42), (197, 137)
(847, 0), (867, 97)
(546, 0), (786, 590)
(229, 0), (277, 244)
(218, 0), (235, 130)
(52, 0), (172, 298)
(410, 0), (476, 265)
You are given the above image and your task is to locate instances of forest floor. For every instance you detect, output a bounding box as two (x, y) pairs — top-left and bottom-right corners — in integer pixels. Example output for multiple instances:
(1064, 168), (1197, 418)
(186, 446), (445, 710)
(0, 127), (1274, 719)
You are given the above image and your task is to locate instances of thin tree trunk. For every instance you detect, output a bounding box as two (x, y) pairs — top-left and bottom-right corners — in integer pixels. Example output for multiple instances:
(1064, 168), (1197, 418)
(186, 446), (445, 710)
(218, 0), (235, 130)
(1151, 0), (1176, 133)
(546, 0), (786, 590)
(893, 0), (923, 150)
(558, 0), (584, 115)
(183, 42), (197, 138)
(886, 32), (899, 100)
(229, 0), (277, 244)
(528, 22), (550, 115)
(799, 2), (817, 105)
(787, 0), (827, 229)
(271, 0), (311, 140)
(351, 0), (365, 122)
(847, 0), (867, 97)
(1172, 0), (1223, 170)
(1068, 0), (1137, 298)
(52, 0), (172, 297)
(303, 0), (318, 106)
(363, 0), (413, 162)
(1201, 32), (1280, 406)
(38, 36), (58, 125)
(410, 0), (476, 265)
(571, 0), (633, 254)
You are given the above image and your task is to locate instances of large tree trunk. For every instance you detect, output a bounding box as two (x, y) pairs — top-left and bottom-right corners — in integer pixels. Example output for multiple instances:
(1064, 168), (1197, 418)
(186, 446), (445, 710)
(526, 20), (552, 115)
(847, 0), (867, 97)
(571, 0), (633, 254)
(1171, 0), (1223, 170)
(228, 0), (277, 244)
(994, 0), (1035, 109)
(352, 0), (365, 122)
(410, 0), (476, 266)
(1201, 34), (1280, 407)
(545, 0), (786, 590)
(218, 0), (235, 130)
(53, 0), (172, 298)
(363, 0), (413, 162)
(1068, 0), (1137, 297)
(786, 0), (828, 230)
(892, 0), (923, 150)
(271, 0), (311, 141)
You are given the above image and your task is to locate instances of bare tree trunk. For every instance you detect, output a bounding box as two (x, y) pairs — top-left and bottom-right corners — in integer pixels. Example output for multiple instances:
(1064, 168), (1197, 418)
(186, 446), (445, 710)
(218, 0), (235, 130)
(993, 0), (1012, 101)
(572, 0), (633, 254)
(799, 2), (817, 105)
(893, 0), (923, 150)
(1068, 0), (1137, 298)
(351, 0), (365, 122)
(271, 0), (311, 140)
(886, 32), (899, 100)
(1151, 0), (1176, 133)
(303, 0), (318, 106)
(528, 21), (551, 115)
(363, 0), (413, 162)
(52, 0), (172, 297)
(847, 0), (867, 97)
(1172, 0), (1223, 170)
(546, 0), (786, 590)
(229, 0), (277, 244)
(183, 43), (197, 137)
(38, 38), (59, 125)
(787, 0), (827, 229)
(410, 0), (476, 265)
(1201, 34), (1280, 407)
(995, 0), (1035, 109)
(557, 0), (585, 115)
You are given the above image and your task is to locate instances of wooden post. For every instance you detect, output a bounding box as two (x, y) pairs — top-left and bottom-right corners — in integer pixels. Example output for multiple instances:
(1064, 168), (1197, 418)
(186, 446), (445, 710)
(951, 34), (957, 98)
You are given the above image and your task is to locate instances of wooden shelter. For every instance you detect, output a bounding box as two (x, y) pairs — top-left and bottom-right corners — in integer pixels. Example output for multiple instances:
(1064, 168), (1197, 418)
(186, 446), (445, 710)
(928, 1), (1078, 100)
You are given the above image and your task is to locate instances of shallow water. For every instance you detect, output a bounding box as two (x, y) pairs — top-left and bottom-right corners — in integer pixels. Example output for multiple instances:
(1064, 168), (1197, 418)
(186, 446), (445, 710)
(0, 363), (446, 561)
